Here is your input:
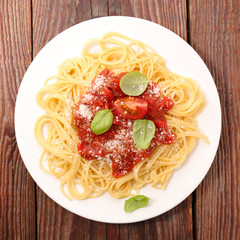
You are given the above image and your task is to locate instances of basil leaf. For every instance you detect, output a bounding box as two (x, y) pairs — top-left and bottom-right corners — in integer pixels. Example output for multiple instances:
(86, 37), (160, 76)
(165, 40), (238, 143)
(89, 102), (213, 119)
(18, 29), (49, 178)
(91, 109), (113, 134)
(133, 119), (155, 149)
(120, 71), (150, 96)
(124, 195), (150, 213)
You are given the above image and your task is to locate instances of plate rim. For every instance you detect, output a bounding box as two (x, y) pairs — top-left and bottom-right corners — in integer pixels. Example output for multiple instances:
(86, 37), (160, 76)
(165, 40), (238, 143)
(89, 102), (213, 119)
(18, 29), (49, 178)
(14, 16), (222, 224)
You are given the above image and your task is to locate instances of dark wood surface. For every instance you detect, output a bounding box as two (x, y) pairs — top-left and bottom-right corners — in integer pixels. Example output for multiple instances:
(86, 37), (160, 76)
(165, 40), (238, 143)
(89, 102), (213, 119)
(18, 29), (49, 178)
(0, 0), (239, 239)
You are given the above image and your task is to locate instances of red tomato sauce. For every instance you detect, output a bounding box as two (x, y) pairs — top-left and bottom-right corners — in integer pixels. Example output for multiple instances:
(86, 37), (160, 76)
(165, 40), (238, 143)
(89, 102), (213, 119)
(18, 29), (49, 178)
(73, 69), (176, 178)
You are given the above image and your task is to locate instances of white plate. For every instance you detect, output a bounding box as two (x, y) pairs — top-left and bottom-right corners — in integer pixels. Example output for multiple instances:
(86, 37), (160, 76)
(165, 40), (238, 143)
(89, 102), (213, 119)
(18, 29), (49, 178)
(15, 16), (221, 223)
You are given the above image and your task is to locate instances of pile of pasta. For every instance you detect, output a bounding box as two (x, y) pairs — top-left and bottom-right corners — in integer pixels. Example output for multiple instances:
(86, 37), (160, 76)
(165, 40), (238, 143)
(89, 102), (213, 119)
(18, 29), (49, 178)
(35, 32), (208, 200)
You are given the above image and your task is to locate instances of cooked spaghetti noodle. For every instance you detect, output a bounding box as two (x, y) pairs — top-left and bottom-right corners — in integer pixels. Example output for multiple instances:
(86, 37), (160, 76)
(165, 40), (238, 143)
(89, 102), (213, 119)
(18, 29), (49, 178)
(34, 32), (208, 199)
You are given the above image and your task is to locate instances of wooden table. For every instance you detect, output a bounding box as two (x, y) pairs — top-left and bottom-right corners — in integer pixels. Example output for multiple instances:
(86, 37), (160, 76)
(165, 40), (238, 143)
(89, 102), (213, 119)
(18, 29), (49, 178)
(0, 0), (239, 239)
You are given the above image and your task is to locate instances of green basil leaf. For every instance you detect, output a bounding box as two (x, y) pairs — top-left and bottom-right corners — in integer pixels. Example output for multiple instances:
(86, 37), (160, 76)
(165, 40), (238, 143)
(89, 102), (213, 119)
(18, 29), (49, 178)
(133, 119), (155, 149)
(124, 195), (150, 213)
(91, 109), (113, 134)
(120, 71), (150, 96)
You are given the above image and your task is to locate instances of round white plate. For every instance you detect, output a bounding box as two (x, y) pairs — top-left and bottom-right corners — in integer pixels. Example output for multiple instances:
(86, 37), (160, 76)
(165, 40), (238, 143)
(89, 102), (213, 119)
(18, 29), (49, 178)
(15, 16), (221, 223)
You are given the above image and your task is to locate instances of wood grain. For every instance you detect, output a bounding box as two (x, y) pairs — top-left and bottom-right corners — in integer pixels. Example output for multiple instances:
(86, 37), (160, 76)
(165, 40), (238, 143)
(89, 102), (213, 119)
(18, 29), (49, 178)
(189, 0), (240, 239)
(117, 196), (192, 240)
(32, 0), (193, 239)
(109, 1), (192, 239)
(32, 0), (92, 56)
(0, 0), (35, 239)
(109, 0), (187, 39)
(32, 1), (93, 239)
(91, 0), (108, 18)
(1, 0), (237, 239)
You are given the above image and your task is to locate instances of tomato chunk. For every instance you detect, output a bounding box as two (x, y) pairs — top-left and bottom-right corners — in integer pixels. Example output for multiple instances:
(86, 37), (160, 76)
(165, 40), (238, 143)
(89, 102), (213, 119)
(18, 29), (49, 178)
(73, 69), (177, 178)
(113, 97), (148, 120)
(147, 96), (174, 127)
(142, 82), (161, 105)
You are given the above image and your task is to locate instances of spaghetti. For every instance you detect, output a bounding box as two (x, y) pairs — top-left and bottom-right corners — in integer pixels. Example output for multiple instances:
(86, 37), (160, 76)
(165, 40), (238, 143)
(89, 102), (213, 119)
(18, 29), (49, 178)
(34, 32), (208, 200)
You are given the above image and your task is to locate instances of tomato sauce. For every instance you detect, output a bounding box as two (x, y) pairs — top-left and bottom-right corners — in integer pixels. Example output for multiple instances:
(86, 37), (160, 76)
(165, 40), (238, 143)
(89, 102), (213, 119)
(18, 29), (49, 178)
(73, 69), (176, 178)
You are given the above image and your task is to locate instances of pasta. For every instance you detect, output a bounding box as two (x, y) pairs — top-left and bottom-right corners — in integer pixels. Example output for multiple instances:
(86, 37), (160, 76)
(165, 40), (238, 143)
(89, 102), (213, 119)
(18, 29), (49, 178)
(34, 32), (208, 200)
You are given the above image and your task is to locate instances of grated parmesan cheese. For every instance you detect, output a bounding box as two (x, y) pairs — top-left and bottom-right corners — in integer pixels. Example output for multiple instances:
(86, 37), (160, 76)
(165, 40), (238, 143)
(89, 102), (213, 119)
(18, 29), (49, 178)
(76, 104), (93, 120)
